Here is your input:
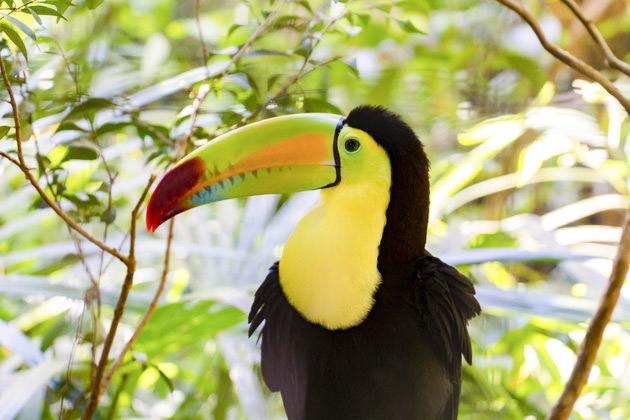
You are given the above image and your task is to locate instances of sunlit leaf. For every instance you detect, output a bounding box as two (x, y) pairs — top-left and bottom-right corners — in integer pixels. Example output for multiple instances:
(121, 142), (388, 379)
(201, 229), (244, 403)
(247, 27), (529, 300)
(47, 0), (72, 17)
(0, 360), (67, 420)
(85, 0), (105, 10)
(517, 132), (573, 186)
(61, 144), (100, 162)
(243, 49), (290, 57)
(62, 97), (114, 123)
(27, 8), (42, 26)
(0, 22), (28, 60)
(147, 362), (175, 393)
(531, 81), (555, 107)
(0, 12), (36, 41)
(0, 126), (10, 140)
(393, 17), (426, 34)
(26, 6), (67, 21)
(134, 300), (245, 357)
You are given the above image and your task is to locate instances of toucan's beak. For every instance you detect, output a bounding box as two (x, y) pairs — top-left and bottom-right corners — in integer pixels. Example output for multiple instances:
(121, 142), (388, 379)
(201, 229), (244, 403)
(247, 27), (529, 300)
(146, 113), (344, 232)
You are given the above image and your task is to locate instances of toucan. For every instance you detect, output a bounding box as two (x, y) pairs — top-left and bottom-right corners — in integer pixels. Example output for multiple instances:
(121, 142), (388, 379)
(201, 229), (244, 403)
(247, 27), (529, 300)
(146, 106), (481, 419)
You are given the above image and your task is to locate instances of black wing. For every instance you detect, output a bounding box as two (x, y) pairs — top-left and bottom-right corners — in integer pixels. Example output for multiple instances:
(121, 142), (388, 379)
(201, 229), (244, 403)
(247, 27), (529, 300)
(414, 255), (481, 418)
(248, 262), (311, 420)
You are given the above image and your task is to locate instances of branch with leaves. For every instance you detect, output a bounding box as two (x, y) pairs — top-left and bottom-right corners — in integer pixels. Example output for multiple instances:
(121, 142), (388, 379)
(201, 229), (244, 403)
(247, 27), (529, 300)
(495, 0), (630, 116)
(181, 0), (288, 150)
(0, 50), (163, 418)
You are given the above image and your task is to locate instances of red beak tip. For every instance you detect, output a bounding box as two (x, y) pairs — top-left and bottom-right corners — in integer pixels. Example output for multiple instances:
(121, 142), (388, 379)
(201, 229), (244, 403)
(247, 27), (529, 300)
(145, 209), (159, 233)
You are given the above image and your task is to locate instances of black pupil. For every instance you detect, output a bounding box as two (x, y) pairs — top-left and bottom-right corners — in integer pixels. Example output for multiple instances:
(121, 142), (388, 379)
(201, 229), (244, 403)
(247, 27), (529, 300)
(345, 139), (360, 152)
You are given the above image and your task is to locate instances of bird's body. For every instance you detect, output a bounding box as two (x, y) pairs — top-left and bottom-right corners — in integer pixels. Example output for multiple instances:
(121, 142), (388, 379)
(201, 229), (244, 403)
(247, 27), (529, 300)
(147, 106), (481, 420)
(250, 256), (477, 420)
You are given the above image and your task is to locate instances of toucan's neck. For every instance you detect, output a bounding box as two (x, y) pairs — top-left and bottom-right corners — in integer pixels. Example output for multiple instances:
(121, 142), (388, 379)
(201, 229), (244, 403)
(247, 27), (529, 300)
(343, 106), (431, 272)
(378, 147), (430, 270)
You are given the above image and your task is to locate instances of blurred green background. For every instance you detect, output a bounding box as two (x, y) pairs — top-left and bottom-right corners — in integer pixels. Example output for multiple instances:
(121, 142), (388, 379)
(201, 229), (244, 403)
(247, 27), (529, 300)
(0, 0), (629, 418)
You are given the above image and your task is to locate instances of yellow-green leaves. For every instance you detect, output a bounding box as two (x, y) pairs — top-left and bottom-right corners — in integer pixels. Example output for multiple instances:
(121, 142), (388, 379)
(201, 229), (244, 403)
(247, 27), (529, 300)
(0, 21), (28, 60)
(430, 115), (525, 219)
(0, 126), (10, 140)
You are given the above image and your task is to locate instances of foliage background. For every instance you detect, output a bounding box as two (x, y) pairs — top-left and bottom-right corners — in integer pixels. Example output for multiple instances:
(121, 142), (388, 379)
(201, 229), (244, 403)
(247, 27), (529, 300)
(0, 0), (629, 419)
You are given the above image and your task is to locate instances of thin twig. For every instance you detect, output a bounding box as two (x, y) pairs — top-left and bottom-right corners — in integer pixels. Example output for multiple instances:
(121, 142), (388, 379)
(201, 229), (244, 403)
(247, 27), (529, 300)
(99, 218), (175, 395)
(181, 0), (288, 147)
(0, 55), (129, 265)
(195, 0), (210, 78)
(558, 0), (630, 77)
(547, 209), (630, 420)
(495, 0), (630, 116)
(128, 113), (175, 146)
(0, 150), (21, 166)
(81, 174), (156, 419)
(0, 0), (39, 22)
(229, 19), (342, 131)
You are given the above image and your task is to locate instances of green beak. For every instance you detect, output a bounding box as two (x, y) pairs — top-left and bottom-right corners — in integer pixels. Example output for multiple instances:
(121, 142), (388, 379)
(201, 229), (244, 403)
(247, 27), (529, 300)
(146, 113), (344, 232)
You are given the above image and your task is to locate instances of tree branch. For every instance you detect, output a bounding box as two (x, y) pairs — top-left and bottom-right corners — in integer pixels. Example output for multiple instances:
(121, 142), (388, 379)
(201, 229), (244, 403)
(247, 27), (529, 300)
(547, 209), (630, 420)
(99, 218), (175, 395)
(0, 55), (129, 265)
(558, 0), (630, 77)
(195, 0), (210, 78)
(495, 0), (630, 116)
(82, 174), (156, 419)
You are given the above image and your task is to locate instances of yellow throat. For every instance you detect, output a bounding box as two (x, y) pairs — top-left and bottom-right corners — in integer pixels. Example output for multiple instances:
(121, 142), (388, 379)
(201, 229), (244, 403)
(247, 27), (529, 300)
(279, 127), (392, 330)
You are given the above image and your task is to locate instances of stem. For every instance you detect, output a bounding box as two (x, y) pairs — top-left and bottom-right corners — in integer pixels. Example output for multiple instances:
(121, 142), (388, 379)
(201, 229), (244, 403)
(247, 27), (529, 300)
(546, 212), (630, 420)
(558, 0), (630, 77)
(495, 0), (630, 116)
(181, 0), (288, 146)
(99, 219), (175, 395)
(0, 55), (129, 265)
(81, 175), (156, 419)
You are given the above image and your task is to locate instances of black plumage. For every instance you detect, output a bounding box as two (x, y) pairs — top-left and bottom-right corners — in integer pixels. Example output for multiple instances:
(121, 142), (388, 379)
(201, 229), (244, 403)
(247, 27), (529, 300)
(248, 106), (481, 419)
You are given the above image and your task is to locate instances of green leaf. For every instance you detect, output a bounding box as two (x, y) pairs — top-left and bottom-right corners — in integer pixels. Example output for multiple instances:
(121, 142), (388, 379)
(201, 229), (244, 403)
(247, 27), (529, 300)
(27, 8), (42, 26)
(61, 145), (100, 162)
(0, 23), (27, 60)
(96, 121), (131, 135)
(227, 23), (243, 38)
(55, 121), (87, 134)
(394, 17), (426, 34)
(243, 49), (290, 57)
(27, 6), (67, 21)
(0, 12), (36, 41)
(304, 97), (343, 114)
(0, 126), (10, 140)
(398, 0), (431, 16)
(337, 59), (359, 78)
(147, 362), (175, 393)
(85, 0), (104, 10)
(46, 0), (72, 18)
(63, 97), (114, 123)
(134, 300), (245, 357)
(296, 0), (312, 13)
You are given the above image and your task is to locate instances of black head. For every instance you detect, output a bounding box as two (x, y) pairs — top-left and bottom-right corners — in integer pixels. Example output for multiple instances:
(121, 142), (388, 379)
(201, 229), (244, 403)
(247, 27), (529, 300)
(345, 106), (430, 266)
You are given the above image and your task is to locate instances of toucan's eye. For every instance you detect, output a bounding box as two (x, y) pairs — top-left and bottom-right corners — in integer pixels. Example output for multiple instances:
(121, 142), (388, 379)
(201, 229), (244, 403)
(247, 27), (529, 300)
(344, 138), (361, 153)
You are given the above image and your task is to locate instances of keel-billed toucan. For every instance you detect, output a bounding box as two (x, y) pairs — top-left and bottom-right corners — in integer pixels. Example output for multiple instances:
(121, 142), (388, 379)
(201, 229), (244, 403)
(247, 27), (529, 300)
(146, 106), (481, 419)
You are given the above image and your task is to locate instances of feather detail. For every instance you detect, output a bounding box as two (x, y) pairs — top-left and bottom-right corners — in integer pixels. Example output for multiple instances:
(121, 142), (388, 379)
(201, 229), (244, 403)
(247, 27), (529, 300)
(414, 255), (481, 367)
